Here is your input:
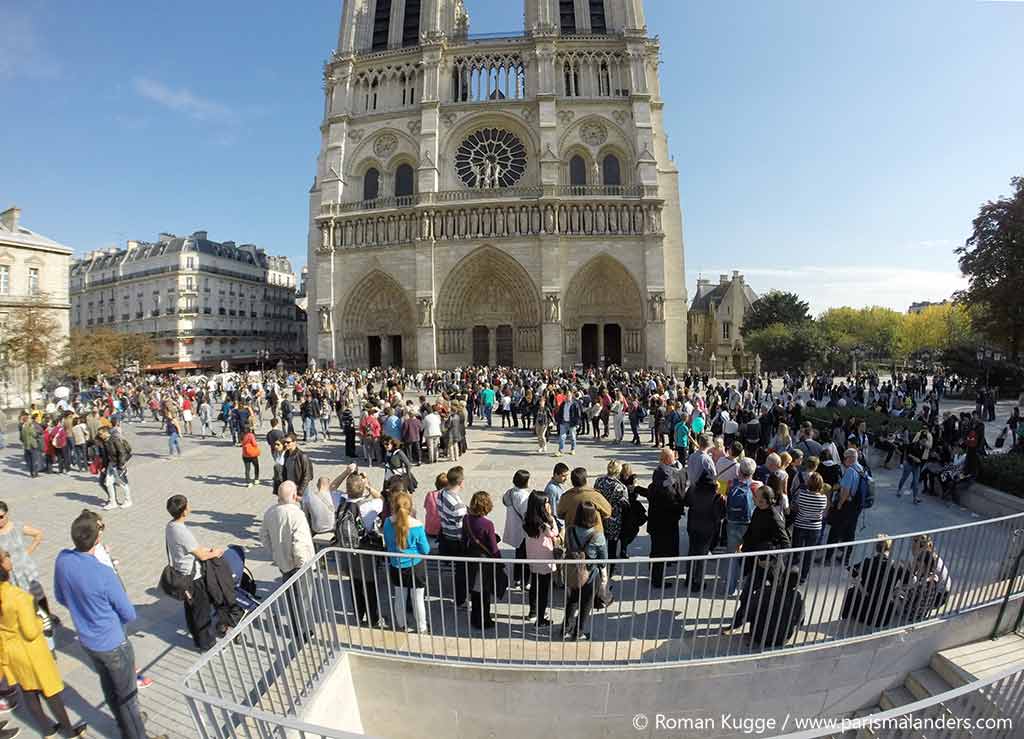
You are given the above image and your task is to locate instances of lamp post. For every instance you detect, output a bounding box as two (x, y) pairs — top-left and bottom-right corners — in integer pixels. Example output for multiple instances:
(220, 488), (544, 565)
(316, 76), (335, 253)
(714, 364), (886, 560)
(976, 347), (1004, 391)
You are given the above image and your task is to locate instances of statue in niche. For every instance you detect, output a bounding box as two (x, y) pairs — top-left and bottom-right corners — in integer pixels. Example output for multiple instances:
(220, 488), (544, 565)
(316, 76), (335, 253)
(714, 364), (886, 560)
(648, 293), (664, 322)
(418, 298), (433, 327)
(545, 294), (560, 322)
(318, 305), (332, 332)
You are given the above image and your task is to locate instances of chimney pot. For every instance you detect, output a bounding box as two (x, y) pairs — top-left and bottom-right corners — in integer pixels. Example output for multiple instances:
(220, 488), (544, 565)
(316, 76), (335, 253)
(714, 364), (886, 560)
(719, 274), (729, 285)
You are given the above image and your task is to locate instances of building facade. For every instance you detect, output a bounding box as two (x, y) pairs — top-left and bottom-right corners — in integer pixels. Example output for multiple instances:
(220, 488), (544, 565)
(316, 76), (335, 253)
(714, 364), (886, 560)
(0, 207), (73, 406)
(687, 271), (759, 375)
(307, 0), (687, 371)
(70, 232), (304, 371)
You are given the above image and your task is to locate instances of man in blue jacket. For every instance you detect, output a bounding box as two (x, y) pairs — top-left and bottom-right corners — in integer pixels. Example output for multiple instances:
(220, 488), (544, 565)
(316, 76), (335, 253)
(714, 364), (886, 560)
(54, 512), (166, 739)
(555, 389), (581, 456)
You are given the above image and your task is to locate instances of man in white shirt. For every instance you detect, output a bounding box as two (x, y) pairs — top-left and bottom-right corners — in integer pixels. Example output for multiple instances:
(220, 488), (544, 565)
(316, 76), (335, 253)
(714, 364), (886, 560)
(423, 405), (443, 463)
(260, 480), (316, 642)
(501, 469), (533, 588)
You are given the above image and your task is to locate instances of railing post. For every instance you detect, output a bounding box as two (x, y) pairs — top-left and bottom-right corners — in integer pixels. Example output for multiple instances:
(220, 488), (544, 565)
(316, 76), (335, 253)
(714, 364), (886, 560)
(991, 529), (1024, 640)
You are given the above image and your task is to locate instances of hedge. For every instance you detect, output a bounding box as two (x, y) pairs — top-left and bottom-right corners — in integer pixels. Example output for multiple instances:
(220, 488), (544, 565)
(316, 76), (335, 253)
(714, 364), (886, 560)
(801, 406), (923, 437)
(978, 454), (1024, 498)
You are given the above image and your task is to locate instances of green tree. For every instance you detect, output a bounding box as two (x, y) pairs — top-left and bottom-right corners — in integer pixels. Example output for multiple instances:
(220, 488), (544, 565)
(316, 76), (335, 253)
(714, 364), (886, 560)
(741, 290), (811, 336)
(818, 306), (903, 357)
(0, 293), (64, 403)
(63, 328), (116, 384)
(743, 322), (826, 372)
(956, 176), (1024, 361)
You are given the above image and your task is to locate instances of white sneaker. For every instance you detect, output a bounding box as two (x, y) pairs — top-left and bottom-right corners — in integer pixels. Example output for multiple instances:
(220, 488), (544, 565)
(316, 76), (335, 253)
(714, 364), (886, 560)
(102, 502), (118, 511)
(120, 500), (133, 509)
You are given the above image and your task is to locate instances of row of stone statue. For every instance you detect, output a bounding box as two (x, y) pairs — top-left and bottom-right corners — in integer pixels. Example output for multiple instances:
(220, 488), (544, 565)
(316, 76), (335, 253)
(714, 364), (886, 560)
(318, 292), (664, 332)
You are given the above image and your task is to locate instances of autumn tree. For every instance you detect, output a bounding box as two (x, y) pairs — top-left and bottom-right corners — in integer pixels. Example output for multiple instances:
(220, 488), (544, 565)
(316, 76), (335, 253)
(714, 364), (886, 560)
(741, 290), (811, 336)
(956, 176), (1024, 361)
(0, 294), (64, 403)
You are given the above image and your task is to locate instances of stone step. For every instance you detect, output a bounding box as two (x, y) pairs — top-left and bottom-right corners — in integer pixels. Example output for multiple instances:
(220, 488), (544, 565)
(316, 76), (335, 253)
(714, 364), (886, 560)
(879, 685), (915, 711)
(932, 634), (1024, 687)
(906, 667), (954, 700)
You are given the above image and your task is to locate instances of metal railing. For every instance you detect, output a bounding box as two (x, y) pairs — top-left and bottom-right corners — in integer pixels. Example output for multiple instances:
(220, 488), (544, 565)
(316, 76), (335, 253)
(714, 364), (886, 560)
(182, 513), (1024, 737)
(767, 663), (1024, 739)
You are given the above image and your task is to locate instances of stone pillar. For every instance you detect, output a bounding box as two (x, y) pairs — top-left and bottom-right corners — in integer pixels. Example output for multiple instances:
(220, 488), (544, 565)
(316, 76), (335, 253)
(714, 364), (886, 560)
(488, 328), (497, 367)
(542, 323), (561, 369)
(597, 324), (605, 368)
(380, 334), (393, 367)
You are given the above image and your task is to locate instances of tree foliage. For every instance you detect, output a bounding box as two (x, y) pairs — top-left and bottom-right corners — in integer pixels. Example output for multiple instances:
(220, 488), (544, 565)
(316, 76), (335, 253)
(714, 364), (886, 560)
(897, 303), (975, 357)
(955, 176), (1024, 360)
(0, 293), (64, 402)
(818, 306), (904, 357)
(61, 328), (160, 381)
(741, 290), (811, 336)
(743, 322), (826, 372)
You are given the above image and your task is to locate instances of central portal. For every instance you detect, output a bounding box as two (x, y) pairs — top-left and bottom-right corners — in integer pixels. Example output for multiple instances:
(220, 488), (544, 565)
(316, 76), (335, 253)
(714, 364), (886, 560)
(472, 325), (489, 365)
(496, 324), (513, 366)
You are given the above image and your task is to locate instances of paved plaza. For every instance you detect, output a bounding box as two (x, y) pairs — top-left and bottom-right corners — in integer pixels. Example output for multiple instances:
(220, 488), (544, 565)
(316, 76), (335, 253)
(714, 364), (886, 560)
(0, 390), (1014, 738)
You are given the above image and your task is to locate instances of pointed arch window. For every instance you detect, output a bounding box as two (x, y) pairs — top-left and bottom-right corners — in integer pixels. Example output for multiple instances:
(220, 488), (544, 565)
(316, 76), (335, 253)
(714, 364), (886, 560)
(569, 155), (588, 190)
(601, 154), (621, 187)
(395, 163), (415, 198)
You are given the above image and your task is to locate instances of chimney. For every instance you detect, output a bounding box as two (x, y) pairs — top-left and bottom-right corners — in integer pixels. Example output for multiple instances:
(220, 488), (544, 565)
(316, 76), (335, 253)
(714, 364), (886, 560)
(221, 240), (236, 249)
(733, 270), (742, 282)
(126, 240), (139, 251)
(158, 232), (175, 244)
(719, 274), (729, 285)
(0, 207), (21, 231)
(191, 230), (208, 240)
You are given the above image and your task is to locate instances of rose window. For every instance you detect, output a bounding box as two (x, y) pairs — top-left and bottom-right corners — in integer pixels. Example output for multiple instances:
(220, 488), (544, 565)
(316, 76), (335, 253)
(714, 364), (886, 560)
(454, 128), (527, 189)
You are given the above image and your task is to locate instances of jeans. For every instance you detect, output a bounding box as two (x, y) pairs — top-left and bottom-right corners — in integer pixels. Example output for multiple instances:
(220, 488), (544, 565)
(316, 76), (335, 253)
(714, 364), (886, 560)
(243, 457), (260, 483)
(726, 521), (748, 594)
(83, 640), (148, 739)
(484, 406), (493, 427)
(24, 448), (41, 477)
(104, 467), (131, 505)
(898, 462), (922, 500)
(320, 418), (331, 438)
(426, 436), (439, 463)
(167, 431), (181, 456)
(438, 537), (467, 606)
(303, 417), (318, 442)
(558, 422), (577, 452)
(564, 573), (596, 638)
(685, 528), (714, 590)
(529, 571), (552, 621)
(792, 527), (819, 582)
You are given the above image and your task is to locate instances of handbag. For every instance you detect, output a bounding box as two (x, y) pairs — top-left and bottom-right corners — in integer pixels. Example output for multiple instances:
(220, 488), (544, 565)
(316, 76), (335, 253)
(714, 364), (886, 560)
(159, 542), (194, 601)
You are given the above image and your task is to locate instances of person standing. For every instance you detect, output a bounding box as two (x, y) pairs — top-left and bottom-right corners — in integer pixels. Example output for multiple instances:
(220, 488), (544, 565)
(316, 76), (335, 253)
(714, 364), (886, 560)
(260, 481), (316, 642)
(422, 405), (442, 464)
(438, 467), (469, 609)
(97, 427), (132, 510)
(825, 449), (867, 567)
(555, 390), (581, 457)
(401, 412), (423, 466)
(282, 434), (314, 495)
(643, 448), (686, 588)
(523, 491), (559, 626)
(724, 458), (757, 596)
(341, 405), (357, 459)
(241, 426), (261, 488)
(359, 410), (381, 467)
(382, 491), (430, 633)
(897, 427), (932, 504)
(479, 384), (496, 427)
(0, 502), (58, 627)
(593, 460), (629, 563)
(54, 512), (166, 739)
(0, 549), (87, 737)
(19, 413), (41, 478)
(165, 495), (222, 652)
(501, 470), (532, 589)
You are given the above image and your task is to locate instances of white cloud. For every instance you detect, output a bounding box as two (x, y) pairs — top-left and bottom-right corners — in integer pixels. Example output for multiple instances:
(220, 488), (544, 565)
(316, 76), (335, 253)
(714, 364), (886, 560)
(687, 265), (966, 315)
(133, 77), (232, 123)
(0, 6), (60, 80)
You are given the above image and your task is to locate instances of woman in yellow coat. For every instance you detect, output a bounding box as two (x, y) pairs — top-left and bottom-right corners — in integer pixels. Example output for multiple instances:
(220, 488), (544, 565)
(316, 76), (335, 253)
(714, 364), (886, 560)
(0, 550), (86, 738)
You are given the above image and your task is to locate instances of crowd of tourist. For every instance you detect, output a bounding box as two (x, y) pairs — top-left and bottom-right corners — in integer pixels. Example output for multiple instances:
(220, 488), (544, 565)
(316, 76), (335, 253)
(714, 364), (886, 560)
(0, 362), (1018, 736)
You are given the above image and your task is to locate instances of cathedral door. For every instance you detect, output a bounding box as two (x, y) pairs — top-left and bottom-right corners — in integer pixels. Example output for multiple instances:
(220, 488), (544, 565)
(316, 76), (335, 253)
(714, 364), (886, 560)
(390, 335), (403, 367)
(472, 325), (490, 365)
(603, 324), (622, 367)
(581, 323), (599, 367)
(367, 336), (382, 368)
(496, 324), (514, 366)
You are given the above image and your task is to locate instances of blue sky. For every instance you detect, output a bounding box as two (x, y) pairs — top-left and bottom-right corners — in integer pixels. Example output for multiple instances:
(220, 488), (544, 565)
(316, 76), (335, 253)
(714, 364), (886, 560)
(2, 0), (1022, 313)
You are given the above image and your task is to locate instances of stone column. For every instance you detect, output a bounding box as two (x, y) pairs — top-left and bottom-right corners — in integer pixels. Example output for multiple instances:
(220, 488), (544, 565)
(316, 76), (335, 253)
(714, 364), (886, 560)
(488, 327), (497, 367)
(597, 324), (605, 368)
(380, 334), (393, 367)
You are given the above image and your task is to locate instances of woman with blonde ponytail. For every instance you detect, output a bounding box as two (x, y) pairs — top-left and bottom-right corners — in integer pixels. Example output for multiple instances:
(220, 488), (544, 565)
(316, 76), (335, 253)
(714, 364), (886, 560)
(382, 491), (430, 633)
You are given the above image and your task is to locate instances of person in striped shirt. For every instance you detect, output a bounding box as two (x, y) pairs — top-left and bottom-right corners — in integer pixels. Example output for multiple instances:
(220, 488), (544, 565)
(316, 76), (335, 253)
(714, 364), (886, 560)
(437, 466), (470, 608)
(792, 471), (829, 584)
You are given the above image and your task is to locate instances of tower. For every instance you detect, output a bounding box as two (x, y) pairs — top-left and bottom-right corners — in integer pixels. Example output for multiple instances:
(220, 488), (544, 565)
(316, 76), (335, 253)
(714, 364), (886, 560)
(308, 0), (687, 371)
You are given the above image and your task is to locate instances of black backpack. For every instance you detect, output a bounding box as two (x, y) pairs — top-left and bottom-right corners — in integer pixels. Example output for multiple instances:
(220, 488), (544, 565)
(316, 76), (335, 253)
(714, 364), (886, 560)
(334, 499), (385, 551)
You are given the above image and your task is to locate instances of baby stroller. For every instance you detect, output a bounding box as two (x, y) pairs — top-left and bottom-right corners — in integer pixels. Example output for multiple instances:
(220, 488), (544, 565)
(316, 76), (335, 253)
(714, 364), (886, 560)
(224, 544), (262, 612)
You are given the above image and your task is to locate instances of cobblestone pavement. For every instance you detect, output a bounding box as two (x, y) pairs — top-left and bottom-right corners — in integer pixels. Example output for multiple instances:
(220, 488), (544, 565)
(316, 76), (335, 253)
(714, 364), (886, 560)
(0, 392), (1010, 738)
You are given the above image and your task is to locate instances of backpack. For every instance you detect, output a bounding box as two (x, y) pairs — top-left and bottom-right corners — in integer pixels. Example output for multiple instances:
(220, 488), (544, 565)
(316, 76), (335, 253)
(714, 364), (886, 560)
(119, 437), (133, 462)
(242, 435), (260, 458)
(334, 500), (384, 551)
(853, 468), (875, 509)
(52, 426), (67, 449)
(564, 527), (594, 591)
(726, 481), (752, 522)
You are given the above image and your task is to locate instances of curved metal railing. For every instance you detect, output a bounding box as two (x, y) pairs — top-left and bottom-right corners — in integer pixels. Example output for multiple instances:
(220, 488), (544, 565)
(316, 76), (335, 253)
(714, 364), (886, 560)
(181, 512), (1024, 737)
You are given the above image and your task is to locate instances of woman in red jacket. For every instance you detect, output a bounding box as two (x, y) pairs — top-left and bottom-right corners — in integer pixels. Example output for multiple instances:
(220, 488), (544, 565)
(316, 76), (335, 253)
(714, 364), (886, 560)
(241, 426), (260, 488)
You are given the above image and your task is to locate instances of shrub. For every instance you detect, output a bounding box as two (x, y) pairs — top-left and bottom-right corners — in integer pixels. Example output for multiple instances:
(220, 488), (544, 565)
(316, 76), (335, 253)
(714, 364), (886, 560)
(801, 406), (923, 438)
(978, 454), (1024, 498)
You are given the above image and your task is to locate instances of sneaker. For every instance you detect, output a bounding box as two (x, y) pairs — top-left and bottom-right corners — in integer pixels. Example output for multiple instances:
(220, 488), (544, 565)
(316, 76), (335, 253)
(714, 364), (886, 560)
(102, 502), (118, 511)
(569, 449), (576, 455)
(137, 673), (154, 689)
(0, 698), (14, 714)
(44, 724), (62, 739)
(247, 482), (254, 488)
(554, 451), (563, 457)
(120, 500), (133, 509)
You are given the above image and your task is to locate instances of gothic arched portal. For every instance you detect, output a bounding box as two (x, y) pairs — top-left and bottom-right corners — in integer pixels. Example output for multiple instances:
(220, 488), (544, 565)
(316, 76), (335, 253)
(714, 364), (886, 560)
(563, 254), (645, 367)
(337, 270), (416, 368)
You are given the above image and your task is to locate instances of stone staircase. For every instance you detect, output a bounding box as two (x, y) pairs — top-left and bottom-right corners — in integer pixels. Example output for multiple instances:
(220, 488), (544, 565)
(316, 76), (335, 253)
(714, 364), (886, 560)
(851, 634), (1024, 738)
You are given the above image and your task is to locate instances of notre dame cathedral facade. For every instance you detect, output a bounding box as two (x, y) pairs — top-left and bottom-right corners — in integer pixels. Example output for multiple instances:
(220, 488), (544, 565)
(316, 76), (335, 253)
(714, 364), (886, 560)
(308, 0), (688, 371)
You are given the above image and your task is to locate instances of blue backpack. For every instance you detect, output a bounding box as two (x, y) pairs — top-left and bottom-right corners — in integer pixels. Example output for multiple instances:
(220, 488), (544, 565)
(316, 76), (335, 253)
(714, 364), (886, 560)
(853, 468), (875, 509)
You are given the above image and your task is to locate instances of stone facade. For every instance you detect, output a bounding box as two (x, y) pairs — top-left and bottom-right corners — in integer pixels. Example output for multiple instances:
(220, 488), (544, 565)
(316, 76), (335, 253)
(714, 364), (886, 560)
(687, 270), (759, 375)
(0, 207), (72, 407)
(307, 0), (688, 371)
(70, 232), (304, 370)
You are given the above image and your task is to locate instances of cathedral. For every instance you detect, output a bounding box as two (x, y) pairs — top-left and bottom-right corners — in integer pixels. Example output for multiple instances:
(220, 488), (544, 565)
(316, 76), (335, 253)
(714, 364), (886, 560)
(307, 0), (688, 371)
